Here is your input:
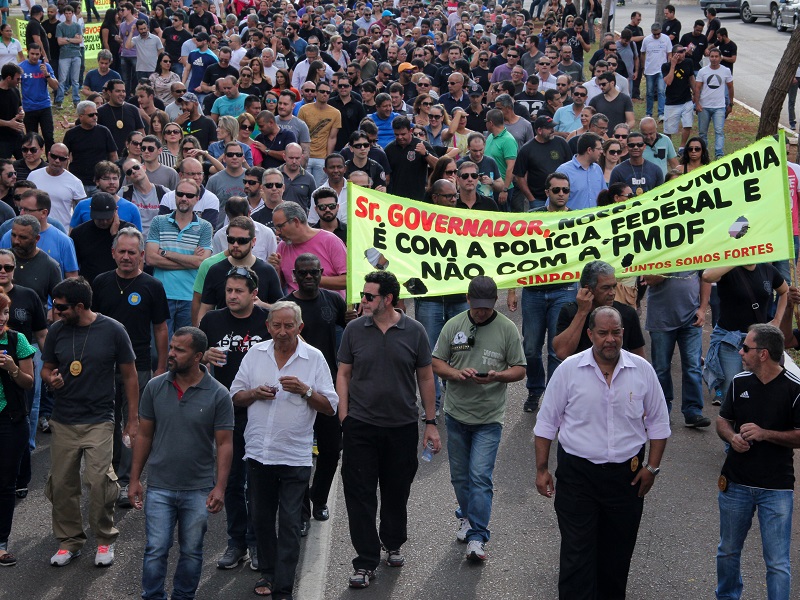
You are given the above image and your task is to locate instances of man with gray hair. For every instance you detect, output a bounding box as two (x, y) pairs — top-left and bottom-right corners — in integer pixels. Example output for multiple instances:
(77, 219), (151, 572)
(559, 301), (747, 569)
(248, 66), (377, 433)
(292, 44), (335, 89)
(82, 50), (121, 95)
(495, 94), (534, 148)
(62, 101), (119, 196)
(553, 260), (646, 360)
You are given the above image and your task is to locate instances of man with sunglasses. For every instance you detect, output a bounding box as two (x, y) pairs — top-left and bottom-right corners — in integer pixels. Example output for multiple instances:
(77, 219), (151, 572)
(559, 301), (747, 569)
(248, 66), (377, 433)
(330, 75), (367, 151)
(14, 133), (47, 182)
(310, 187), (346, 245)
(26, 143), (85, 229)
(206, 141), (246, 219)
(344, 131), (387, 191)
(513, 115), (572, 211)
(0, 160), (16, 219)
(588, 72), (635, 136)
(146, 178), (212, 335)
(161, 11), (192, 77)
(139, 135), (179, 190)
(609, 131), (663, 196)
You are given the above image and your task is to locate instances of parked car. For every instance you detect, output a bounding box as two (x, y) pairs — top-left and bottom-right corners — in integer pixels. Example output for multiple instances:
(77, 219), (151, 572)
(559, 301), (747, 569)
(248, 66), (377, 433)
(777, 0), (800, 30)
(738, 0), (782, 24)
(699, 0), (742, 15)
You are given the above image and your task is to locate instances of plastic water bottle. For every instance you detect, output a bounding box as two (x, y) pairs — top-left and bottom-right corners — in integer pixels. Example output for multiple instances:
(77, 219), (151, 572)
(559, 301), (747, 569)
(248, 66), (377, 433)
(421, 441), (435, 462)
(122, 433), (131, 448)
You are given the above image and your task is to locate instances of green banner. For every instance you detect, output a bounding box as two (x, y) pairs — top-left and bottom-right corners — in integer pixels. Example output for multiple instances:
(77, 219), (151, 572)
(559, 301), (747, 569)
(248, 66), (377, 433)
(345, 133), (793, 304)
(15, 5), (112, 56)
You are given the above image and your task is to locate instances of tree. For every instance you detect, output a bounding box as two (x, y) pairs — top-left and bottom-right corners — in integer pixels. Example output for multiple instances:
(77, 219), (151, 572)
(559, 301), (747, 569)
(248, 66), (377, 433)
(758, 27), (800, 138)
(654, 0), (667, 27)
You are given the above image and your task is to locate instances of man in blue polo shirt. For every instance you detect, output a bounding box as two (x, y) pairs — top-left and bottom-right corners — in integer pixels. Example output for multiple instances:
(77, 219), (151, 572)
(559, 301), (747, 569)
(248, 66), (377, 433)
(368, 94), (400, 148)
(145, 178), (212, 335)
(19, 43), (58, 151)
(556, 132), (607, 211)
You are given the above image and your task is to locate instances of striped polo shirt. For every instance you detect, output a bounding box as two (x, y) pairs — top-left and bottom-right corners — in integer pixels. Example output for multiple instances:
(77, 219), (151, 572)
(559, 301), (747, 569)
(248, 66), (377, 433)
(147, 212), (213, 301)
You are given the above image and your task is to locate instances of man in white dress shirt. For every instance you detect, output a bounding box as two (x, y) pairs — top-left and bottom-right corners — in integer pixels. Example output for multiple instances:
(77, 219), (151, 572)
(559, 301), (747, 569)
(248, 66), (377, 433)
(534, 306), (670, 600)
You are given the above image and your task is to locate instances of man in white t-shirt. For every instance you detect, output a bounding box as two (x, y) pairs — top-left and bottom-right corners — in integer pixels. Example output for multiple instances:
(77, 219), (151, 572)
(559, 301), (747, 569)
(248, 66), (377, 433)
(694, 47), (733, 159)
(640, 22), (672, 121)
(27, 143), (86, 228)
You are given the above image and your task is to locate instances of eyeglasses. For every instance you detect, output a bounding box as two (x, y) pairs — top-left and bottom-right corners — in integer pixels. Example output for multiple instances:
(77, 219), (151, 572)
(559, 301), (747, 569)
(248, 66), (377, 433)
(628, 142), (645, 148)
(263, 182), (284, 189)
(175, 190), (197, 198)
(164, 129), (181, 135)
(21, 146), (39, 154)
(0, 264), (14, 273)
(227, 235), (253, 245)
(129, 140), (142, 146)
(444, 169), (457, 176)
(49, 153), (69, 161)
(20, 206), (44, 213)
(141, 145), (157, 152)
(613, 134), (628, 139)
(239, 123), (254, 131)
(351, 142), (370, 149)
(435, 192), (457, 199)
(607, 149), (621, 156)
(741, 344), (766, 353)
(467, 324), (477, 347)
(549, 186), (570, 194)
(360, 291), (381, 301)
(227, 266), (256, 282)
(83, 112), (98, 117)
(125, 165), (142, 175)
(226, 152), (244, 158)
(272, 219), (290, 230)
(294, 268), (321, 277)
(316, 202), (338, 211)
(53, 302), (75, 312)
(687, 146), (703, 152)
(243, 179), (260, 186)
(430, 114), (442, 119)
(459, 172), (479, 179)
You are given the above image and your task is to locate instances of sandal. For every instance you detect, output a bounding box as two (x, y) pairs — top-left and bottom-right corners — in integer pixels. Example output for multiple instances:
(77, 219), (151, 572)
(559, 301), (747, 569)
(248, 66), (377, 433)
(253, 578), (272, 596)
(0, 550), (17, 567)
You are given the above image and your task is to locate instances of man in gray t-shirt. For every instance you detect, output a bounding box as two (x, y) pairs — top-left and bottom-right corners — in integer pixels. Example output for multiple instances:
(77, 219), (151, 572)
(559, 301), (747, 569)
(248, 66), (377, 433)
(205, 142), (246, 216)
(643, 270), (711, 428)
(41, 277), (138, 567)
(336, 271), (440, 587)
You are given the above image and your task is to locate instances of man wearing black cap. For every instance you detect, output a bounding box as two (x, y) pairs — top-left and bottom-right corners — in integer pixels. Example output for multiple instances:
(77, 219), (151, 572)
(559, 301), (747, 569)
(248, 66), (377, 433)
(70, 193), (133, 284)
(178, 92), (216, 148)
(432, 276), (525, 563)
(513, 115), (571, 210)
(25, 5), (51, 63)
(183, 31), (219, 98)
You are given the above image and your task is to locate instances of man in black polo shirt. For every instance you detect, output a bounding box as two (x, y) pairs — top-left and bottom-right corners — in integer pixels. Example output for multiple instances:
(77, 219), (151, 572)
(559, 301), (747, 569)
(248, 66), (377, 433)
(455, 161), (497, 211)
(70, 194), (133, 284)
(385, 116), (436, 202)
(199, 265), (270, 571)
(513, 116), (572, 210)
(91, 227), (169, 508)
(553, 260), (646, 361)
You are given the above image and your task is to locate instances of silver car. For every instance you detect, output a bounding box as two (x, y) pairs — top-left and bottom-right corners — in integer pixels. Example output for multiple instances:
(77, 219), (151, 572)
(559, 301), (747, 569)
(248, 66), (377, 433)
(738, 0), (782, 24)
(777, 0), (800, 30)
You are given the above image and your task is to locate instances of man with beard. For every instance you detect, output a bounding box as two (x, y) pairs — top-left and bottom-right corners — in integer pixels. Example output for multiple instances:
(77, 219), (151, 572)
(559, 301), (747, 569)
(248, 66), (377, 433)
(310, 187), (346, 245)
(42, 277), (139, 568)
(514, 116), (572, 210)
(308, 155), (346, 226)
(198, 216), (282, 322)
(146, 178), (212, 335)
(97, 80), (146, 156)
(129, 326), (233, 598)
(200, 266), (270, 571)
(26, 143), (85, 228)
(69, 193), (132, 284)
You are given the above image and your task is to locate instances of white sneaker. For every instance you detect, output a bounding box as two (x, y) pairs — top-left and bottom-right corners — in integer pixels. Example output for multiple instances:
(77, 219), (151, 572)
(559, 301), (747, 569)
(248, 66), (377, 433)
(456, 518), (471, 542)
(94, 544), (114, 567)
(465, 540), (487, 562)
(50, 549), (80, 566)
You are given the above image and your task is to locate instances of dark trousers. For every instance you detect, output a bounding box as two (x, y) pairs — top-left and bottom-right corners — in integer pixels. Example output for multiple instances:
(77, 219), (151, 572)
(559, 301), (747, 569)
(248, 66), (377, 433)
(0, 415), (29, 547)
(302, 411), (342, 520)
(554, 445), (645, 600)
(341, 417), (418, 571)
(225, 413), (256, 550)
(248, 460), (311, 597)
(84, 0), (101, 21)
(23, 108), (55, 153)
(632, 68), (643, 100)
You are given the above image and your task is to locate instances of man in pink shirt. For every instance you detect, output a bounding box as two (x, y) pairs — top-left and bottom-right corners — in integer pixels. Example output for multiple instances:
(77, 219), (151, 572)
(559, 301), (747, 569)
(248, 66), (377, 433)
(267, 201), (347, 298)
(534, 305), (670, 600)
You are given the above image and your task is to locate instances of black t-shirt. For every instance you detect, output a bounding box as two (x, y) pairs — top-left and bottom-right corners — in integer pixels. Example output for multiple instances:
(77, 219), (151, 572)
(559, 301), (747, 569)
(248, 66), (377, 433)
(202, 63), (240, 87)
(63, 125), (119, 185)
(188, 10), (215, 32)
(329, 97), (367, 150)
(70, 220), (133, 285)
(588, 92), (634, 135)
(717, 264), (784, 333)
(716, 40), (737, 74)
(281, 290), (345, 377)
(91, 271), (170, 370)
(624, 24), (644, 50)
(662, 18), (681, 43)
(0, 87), (22, 146)
(465, 104), (489, 134)
(720, 369), (800, 489)
(251, 204), (273, 228)
(340, 145), (391, 175)
(471, 66), (490, 94)
(200, 258), (283, 309)
(679, 32), (708, 67)
(514, 92), (545, 121)
(97, 102), (146, 154)
(706, 18), (721, 43)
(565, 27), (589, 63)
(41, 19), (60, 60)
(385, 139), (435, 201)
(345, 158), (386, 189)
(162, 26), (192, 61)
(513, 136), (572, 199)
(7, 284), (46, 343)
(183, 115), (217, 149)
(609, 159), (664, 194)
(26, 19), (50, 61)
(15, 250), (61, 305)
(661, 58), (695, 105)
(198, 305), (270, 394)
(556, 300), (646, 354)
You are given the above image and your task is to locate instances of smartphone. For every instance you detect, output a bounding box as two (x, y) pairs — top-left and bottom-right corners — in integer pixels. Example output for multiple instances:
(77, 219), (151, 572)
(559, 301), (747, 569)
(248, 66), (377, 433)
(474, 372), (488, 377)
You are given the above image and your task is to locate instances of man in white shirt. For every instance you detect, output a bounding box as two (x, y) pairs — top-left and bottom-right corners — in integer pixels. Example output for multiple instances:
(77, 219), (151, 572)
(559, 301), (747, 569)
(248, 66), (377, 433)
(231, 301), (338, 599)
(641, 22), (672, 120)
(534, 305), (670, 600)
(694, 47), (733, 159)
(27, 143), (86, 228)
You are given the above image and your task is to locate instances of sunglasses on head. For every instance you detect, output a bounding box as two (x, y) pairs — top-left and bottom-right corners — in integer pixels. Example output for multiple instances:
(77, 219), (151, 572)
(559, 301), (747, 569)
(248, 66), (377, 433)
(227, 235), (252, 245)
(175, 190), (197, 198)
(263, 182), (283, 189)
(227, 265), (256, 281)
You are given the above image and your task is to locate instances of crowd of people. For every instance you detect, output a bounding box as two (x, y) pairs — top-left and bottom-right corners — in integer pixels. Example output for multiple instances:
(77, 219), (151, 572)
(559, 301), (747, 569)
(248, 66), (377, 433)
(0, 0), (796, 599)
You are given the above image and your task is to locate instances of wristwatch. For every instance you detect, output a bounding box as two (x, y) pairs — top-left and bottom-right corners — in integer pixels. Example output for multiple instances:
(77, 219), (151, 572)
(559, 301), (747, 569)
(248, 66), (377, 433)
(159, 248), (167, 257)
(303, 386), (313, 399)
(425, 419), (437, 425)
(643, 463), (660, 476)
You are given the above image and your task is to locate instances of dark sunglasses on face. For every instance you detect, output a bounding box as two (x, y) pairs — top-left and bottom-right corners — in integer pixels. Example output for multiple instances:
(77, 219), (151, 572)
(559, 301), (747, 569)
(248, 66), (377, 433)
(0, 264), (14, 272)
(49, 153), (69, 161)
(226, 152), (244, 158)
(243, 179), (260, 186)
(549, 186), (570, 194)
(614, 134), (628, 139)
(459, 172), (479, 179)
(687, 146), (703, 152)
(165, 129), (181, 135)
(240, 123), (254, 131)
(263, 182), (283, 189)
(360, 291), (380, 301)
(21, 146), (39, 153)
(125, 165), (141, 175)
(608, 149), (621, 155)
(295, 268), (321, 277)
(352, 142), (370, 149)
(129, 140), (142, 146)
(444, 169), (457, 175)
(175, 190), (197, 198)
(316, 202), (338, 211)
(53, 302), (75, 312)
(227, 235), (252, 245)
(141, 146), (157, 152)
(628, 142), (645, 148)
(572, 92), (587, 97)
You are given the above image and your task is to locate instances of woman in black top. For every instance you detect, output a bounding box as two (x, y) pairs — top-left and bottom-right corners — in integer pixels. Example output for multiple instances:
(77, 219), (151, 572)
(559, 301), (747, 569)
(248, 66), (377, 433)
(100, 9), (121, 74)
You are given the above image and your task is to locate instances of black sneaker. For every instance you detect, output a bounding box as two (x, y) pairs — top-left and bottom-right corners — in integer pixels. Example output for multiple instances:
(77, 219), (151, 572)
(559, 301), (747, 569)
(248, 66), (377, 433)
(685, 414), (712, 428)
(523, 393), (540, 413)
(216, 546), (248, 569)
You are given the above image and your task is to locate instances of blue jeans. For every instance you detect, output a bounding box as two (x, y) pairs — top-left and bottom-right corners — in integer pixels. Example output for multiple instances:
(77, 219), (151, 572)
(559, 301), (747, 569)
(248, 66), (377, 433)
(530, 0), (548, 17)
(521, 284), (577, 396)
(166, 299), (192, 338)
(645, 73), (666, 118)
(142, 486), (211, 600)
(650, 324), (704, 419)
(415, 298), (468, 409)
(446, 415), (502, 544)
(57, 56), (81, 105)
(716, 332), (745, 400)
(306, 157), (326, 187)
(716, 483), (793, 600)
(699, 107), (726, 158)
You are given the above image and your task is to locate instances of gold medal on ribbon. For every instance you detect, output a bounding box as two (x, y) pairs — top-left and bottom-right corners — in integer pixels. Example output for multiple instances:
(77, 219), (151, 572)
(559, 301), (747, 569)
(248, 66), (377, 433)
(636, 187), (643, 196)
(630, 456), (639, 472)
(116, 120), (124, 129)
(69, 360), (82, 376)
(718, 475), (728, 492)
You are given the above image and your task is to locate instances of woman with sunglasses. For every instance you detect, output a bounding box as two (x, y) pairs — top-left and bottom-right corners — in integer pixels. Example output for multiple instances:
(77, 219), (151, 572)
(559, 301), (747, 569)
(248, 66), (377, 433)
(441, 108), (473, 159)
(424, 104), (451, 150)
(177, 135), (224, 176)
(598, 138), (623, 185)
(237, 66), (260, 98)
(262, 90), (279, 115)
(120, 131), (144, 163)
(149, 52), (181, 105)
(0, 288), (36, 568)
(412, 93), (434, 128)
(679, 136), (710, 174)
(611, 123), (631, 162)
(237, 113), (262, 167)
(423, 156), (458, 203)
(208, 116), (253, 170)
(271, 68), (300, 102)
(160, 121), (182, 168)
(328, 34), (350, 72)
(596, 182), (634, 207)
